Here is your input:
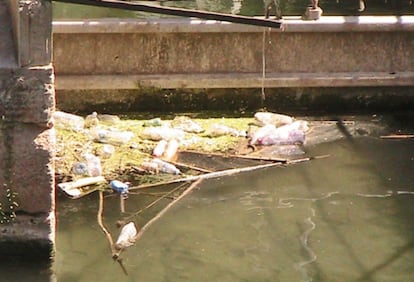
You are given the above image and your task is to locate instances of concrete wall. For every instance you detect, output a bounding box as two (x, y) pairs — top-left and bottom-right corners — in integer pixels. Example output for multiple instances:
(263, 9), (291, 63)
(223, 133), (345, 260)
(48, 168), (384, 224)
(52, 16), (414, 113)
(0, 0), (55, 261)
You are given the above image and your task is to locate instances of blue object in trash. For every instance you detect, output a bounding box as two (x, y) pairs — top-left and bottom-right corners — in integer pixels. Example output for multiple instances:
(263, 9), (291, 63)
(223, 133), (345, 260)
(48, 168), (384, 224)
(110, 180), (129, 195)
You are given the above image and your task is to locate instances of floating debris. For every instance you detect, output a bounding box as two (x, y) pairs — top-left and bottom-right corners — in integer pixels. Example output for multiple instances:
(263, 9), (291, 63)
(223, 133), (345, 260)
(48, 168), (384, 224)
(254, 112), (293, 127)
(114, 222), (138, 251)
(53, 111), (85, 131)
(110, 180), (130, 197)
(171, 116), (204, 133)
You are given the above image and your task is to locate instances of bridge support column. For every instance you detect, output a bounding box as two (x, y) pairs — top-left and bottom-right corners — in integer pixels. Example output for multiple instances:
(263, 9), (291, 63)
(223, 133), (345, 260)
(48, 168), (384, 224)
(0, 0), (55, 261)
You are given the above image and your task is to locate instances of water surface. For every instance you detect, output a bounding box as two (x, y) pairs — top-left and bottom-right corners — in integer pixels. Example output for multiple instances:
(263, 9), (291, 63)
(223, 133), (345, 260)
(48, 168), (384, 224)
(53, 116), (414, 281)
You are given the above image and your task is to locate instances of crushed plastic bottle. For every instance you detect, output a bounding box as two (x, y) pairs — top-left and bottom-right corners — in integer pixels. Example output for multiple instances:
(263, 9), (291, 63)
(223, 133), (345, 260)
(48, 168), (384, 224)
(89, 127), (134, 145)
(163, 139), (179, 161)
(71, 162), (89, 175)
(97, 114), (120, 125)
(143, 118), (162, 127)
(140, 126), (185, 141)
(151, 158), (180, 174)
(110, 180), (129, 197)
(84, 112), (100, 128)
(254, 112), (294, 127)
(99, 144), (115, 158)
(207, 124), (247, 138)
(250, 122), (306, 146)
(152, 140), (168, 157)
(84, 153), (102, 177)
(114, 222), (138, 251)
(52, 111), (85, 131)
(141, 160), (160, 174)
(171, 116), (204, 133)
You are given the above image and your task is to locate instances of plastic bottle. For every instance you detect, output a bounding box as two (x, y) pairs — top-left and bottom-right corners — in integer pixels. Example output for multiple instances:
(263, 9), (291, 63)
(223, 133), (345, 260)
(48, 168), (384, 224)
(140, 126), (185, 141)
(71, 162), (89, 175)
(143, 118), (162, 127)
(163, 139), (179, 161)
(52, 111), (85, 131)
(84, 112), (100, 128)
(99, 144), (115, 158)
(152, 140), (168, 157)
(84, 153), (102, 177)
(110, 180), (129, 196)
(141, 160), (160, 174)
(89, 127), (134, 145)
(254, 112), (294, 127)
(115, 222), (137, 250)
(152, 158), (180, 174)
(171, 116), (204, 133)
(208, 124), (246, 137)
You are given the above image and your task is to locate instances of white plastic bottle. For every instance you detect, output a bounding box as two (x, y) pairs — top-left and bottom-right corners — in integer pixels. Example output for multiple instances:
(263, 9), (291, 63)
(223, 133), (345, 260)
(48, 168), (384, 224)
(52, 111), (85, 131)
(84, 153), (102, 177)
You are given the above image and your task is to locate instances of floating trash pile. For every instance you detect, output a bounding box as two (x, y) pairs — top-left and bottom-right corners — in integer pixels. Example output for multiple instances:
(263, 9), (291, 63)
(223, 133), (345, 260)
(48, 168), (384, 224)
(54, 110), (312, 198)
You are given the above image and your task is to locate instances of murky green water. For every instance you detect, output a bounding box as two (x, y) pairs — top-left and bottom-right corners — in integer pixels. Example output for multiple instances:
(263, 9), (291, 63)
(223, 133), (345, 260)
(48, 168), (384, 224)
(48, 116), (414, 282)
(53, 0), (414, 19)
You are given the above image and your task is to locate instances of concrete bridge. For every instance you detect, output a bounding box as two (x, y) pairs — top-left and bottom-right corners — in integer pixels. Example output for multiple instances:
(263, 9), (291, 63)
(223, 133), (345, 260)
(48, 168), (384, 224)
(53, 15), (414, 113)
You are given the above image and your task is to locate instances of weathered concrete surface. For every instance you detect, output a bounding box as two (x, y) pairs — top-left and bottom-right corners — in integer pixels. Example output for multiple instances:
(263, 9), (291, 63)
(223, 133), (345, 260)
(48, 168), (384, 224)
(0, 1), (17, 68)
(52, 16), (414, 113)
(0, 66), (55, 124)
(6, 0), (53, 67)
(0, 0), (55, 262)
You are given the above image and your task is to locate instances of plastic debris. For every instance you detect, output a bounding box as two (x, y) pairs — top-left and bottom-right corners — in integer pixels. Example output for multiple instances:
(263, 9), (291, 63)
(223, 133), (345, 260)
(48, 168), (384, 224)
(84, 153), (102, 177)
(110, 180), (129, 196)
(171, 116), (204, 133)
(71, 162), (89, 175)
(254, 112), (293, 127)
(250, 122), (307, 146)
(89, 127), (134, 145)
(114, 222), (138, 250)
(163, 139), (179, 161)
(99, 144), (115, 158)
(97, 114), (120, 125)
(153, 140), (168, 157)
(207, 124), (247, 137)
(151, 158), (181, 174)
(143, 118), (162, 127)
(84, 112), (100, 128)
(52, 111), (85, 131)
(140, 126), (185, 141)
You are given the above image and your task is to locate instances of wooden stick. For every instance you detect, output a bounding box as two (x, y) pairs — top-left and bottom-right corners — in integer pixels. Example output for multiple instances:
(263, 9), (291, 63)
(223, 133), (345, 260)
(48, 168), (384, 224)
(181, 149), (287, 163)
(130, 154), (329, 191)
(130, 162), (284, 190)
(120, 195), (126, 213)
(166, 159), (213, 173)
(380, 134), (414, 139)
(54, 0), (282, 28)
(97, 191), (116, 254)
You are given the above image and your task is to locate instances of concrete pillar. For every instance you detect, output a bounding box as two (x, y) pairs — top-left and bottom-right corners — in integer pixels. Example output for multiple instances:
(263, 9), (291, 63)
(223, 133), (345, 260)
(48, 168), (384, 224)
(0, 0), (55, 261)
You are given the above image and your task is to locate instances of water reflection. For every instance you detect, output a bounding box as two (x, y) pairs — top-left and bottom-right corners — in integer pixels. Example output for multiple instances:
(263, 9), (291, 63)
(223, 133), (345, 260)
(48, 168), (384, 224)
(51, 132), (414, 281)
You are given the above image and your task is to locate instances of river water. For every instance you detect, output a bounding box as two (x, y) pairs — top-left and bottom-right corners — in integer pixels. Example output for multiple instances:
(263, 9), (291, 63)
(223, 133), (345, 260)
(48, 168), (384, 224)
(49, 114), (414, 281)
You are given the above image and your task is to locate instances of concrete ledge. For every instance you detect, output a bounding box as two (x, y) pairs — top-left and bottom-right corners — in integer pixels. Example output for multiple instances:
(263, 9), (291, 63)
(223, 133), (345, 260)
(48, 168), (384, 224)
(56, 72), (414, 90)
(53, 16), (414, 33)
